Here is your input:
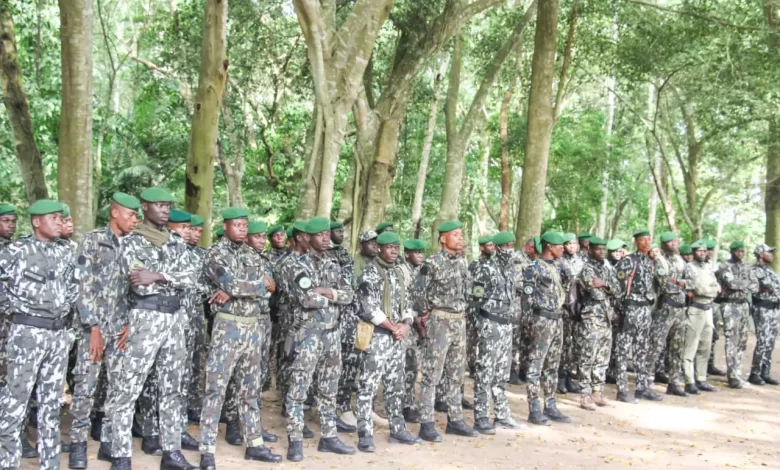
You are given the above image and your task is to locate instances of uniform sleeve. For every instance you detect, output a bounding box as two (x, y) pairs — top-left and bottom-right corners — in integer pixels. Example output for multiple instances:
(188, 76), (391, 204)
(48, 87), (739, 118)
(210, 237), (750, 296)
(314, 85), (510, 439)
(520, 265), (536, 312)
(470, 262), (490, 311)
(74, 235), (100, 327)
(0, 245), (19, 314)
(654, 257), (674, 295)
(160, 242), (198, 291)
(718, 263), (747, 291)
(204, 247), (266, 298)
(357, 268), (385, 325)
(330, 261), (354, 305)
(615, 257), (633, 293)
(288, 261), (329, 309)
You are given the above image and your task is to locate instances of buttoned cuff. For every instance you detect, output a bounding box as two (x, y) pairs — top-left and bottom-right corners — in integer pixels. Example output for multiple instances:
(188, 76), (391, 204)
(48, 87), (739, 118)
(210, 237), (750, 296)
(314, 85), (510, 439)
(370, 310), (388, 326)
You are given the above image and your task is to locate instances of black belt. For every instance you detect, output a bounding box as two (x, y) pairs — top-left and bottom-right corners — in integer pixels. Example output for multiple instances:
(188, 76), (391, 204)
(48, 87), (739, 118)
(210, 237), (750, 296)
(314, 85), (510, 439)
(129, 294), (181, 314)
(624, 299), (653, 307)
(478, 309), (512, 325)
(661, 296), (685, 308)
(12, 314), (68, 331)
(533, 308), (562, 320)
(753, 299), (780, 309)
(690, 302), (713, 311)
(720, 298), (748, 304)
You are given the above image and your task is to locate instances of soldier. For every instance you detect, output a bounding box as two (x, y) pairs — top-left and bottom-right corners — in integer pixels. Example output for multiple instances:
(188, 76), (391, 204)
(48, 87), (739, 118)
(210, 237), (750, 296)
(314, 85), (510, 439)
(0, 204), (15, 249)
(520, 231), (570, 426)
(577, 233), (592, 257)
(576, 237), (619, 410)
(353, 231), (422, 452)
(679, 240), (719, 394)
(284, 217), (355, 461)
(265, 225), (288, 265)
(716, 241), (756, 389)
(607, 239), (625, 266)
(471, 231), (526, 434)
(467, 235), (495, 381)
(108, 187), (197, 470)
(559, 233), (583, 394)
(509, 237), (536, 385)
(0, 203), (17, 385)
(67, 193), (141, 469)
(185, 215), (208, 424)
(680, 244), (693, 262)
(748, 244), (780, 386)
(398, 239), (426, 423)
(604, 239), (624, 385)
(414, 220), (477, 442)
(704, 240), (727, 377)
(649, 232), (689, 397)
(264, 223), (287, 396)
(197, 210), (281, 470)
(376, 221), (394, 234)
(0, 199), (76, 470)
(353, 230), (378, 278)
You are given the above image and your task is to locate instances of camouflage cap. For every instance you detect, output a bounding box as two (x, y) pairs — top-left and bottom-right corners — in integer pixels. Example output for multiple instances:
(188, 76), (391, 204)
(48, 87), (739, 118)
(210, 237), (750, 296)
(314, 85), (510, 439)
(359, 230), (378, 243)
(140, 187), (173, 203)
(112, 192), (141, 211)
(267, 224), (284, 236)
(61, 202), (71, 218)
(29, 199), (64, 216)
(0, 203), (15, 216)
(248, 220), (268, 235)
(376, 221), (393, 232)
(754, 243), (775, 258)
(377, 231), (400, 245)
(168, 209), (191, 223)
(478, 234), (494, 245)
(493, 231), (516, 246)
(403, 239), (425, 251)
(190, 215), (204, 227)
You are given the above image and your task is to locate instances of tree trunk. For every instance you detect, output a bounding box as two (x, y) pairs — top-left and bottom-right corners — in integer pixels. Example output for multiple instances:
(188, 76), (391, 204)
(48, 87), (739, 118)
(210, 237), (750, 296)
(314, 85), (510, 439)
(645, 82), (658, 234)
(499, 52), (522, 231)
(185, 0), (228, 246)
(58, 0), (94, 233)
(514, 0), (559, 246)
(764, 0), (780, 271)
(476, 134), (492, 234)
(218, 90), (245, 207)
(0, 4), (49, 203)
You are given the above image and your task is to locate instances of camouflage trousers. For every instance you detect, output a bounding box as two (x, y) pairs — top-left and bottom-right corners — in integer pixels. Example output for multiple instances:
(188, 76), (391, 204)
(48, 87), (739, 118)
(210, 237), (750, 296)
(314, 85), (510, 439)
(681, 305), (713, 384)
(356, 331), (407, 436)
(107, 309), (186, 458)
(616, 305), (653, 393)
(511, 307), (532, 376)
(178, 312), (199, 433)
(100, 338), (121, 446)
(466, 310), (479, 376)
(199, 316), (267, 453)
(223, 315), (272, 422)
(649, 303), (685, 382)
(0, 324), (69, 470)
(188, 306), (207, 415)
(525, 313), (563, 404)
(138, 364), (160, 437)
(68, 327), (109, 443)
(403, 327), (421, 411)
(708, 308), (720, 368)
(336, 310), (361, 414)
(559, 316), (578, 375)
(721, 302), (749, 380)
(0, 315), (9, 387)
(473, 316), (512, 421)
(750, 306), (779, 376)
(419, 314), (466, 423)
(285, 326), (341, 441)
(575, 308), (612, 394)
(606, 323), (620, 380)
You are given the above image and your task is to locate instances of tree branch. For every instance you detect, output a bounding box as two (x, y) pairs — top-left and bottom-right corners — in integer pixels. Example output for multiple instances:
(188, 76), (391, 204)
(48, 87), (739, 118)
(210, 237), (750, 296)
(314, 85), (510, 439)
(553, 0), (578, 122)
(624, 0), (762, 32)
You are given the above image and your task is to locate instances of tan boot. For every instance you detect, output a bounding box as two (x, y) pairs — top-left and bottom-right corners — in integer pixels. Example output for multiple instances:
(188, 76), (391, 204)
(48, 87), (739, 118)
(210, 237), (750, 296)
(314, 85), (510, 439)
(580, 394), (596, 411)
(592, 391), (611, 407)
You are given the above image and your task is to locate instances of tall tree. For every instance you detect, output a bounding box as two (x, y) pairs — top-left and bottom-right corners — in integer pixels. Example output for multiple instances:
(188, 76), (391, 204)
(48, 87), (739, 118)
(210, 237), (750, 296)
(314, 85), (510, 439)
(58, 0), (94, 233)
(764, 0), (780, 271)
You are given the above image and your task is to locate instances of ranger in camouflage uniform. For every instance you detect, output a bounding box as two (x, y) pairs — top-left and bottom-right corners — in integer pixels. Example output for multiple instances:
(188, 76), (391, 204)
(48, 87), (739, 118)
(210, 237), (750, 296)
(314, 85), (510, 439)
(715, 241), (757, 389)
(185, 215), (208, 424)
(614, 230), (661, 403)
(509, 238), (536, 385)
(265, 224), (288, 398)
(749, 244), (780, 386)
(0, 203), (17, 387)
(354, 231), (422, 452)
(398, 239), (425, 423)
(558, 233), (583, 394)
(198, 210), (281, 470)
(67, 193), (140, 469)
(471, 231), (526, 434)
(284, 217), (355, 462)
(576, 237), (619, 411)
(521, 232), (570, 426)
(0, 200), (76, 470)
(107, 187), (197, 470)
(467, 236), (495, 379)
(272, 226), (298, 417)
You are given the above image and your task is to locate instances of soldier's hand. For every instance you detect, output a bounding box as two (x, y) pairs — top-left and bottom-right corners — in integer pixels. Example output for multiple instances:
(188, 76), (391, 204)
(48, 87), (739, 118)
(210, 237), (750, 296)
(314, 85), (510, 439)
(209, 290), (230, 306)
(314, 287), (334, 300)
(129, 268), (164, 286)
(116, 324), (130, 352)
(265, 275), (276, 293)
(394, 323), (411, 340)
(89, 326), (104, 362)
(687, 291), (695, 299)
(591, 278), (606, 288)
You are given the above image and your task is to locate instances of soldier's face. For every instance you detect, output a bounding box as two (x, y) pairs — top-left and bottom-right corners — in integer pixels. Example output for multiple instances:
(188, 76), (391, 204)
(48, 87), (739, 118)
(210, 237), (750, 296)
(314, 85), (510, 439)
(579, 240), (589, 252)
(441, 229), (464, 253)
(480, 242), (496, 256)
(523, 240), (535, 257)
(731, 248), (744, 262)
(548, 243), (564, 259)
(564, 241), (577, 255)
(0, 214), (17, 239)
(693, 247), (708, 262)
(608, 250), (622, 261)
(294, 232), (310, 251)
(590, 245), (606, 261)
(497, 243), (514, 254)
(271, 231), (286, 249)
(61, 216), (74, 239)
(330, 227), (344, 245)
(33, 213), (62, 241)
(190, 226), (203, 245)
(360, 240), (379, 257)
(142, 202), (171, 227)
(682, 254), (693, 262)
(405, 250), (424, 266)
(247, 233), (266, 251)
(648, 248), (658, 260)
(707, 249), (714, 261)
(310, 230), (329, 252)
(762, 251), (774, 264)
(168, 222), (191, 241)
(111, 204), (138, 236)
(662, 240), (678, 253)
(379, 244), (399, 264)
(224, 218), (248, 243)
(635, 235), (651, 253)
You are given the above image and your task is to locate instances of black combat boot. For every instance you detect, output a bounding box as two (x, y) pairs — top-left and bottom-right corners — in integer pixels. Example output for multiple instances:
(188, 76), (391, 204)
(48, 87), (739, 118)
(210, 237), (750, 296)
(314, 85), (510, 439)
(335, 415), (357, 433)
(473, 417), (496, 435)
(68, 441), (88, 469)
(188, 409), (201, 426)
(695, 381), (718, 392)
(225, 419), (243, 446)
(707, 363), (726, 376)
(494, 416), (527, 430)
(635, 388), (663, 401)
(403, 407), (420, 423)
(160, 450), (198, 470)
(748, 373), (765, 385)
(181, 431), (199, 451)
(302, 424), (314, 439)
(665, 382), (688, 397)
(566, 373), (583, 394)
(654, 372), (670, 384)
(261, 428), (278, 443)
(761, 366), (779, 385)
(357, 431), (375, 453)
(616, 390), (638, 404)
(684, 383), (700, 395)
(62, 439), (72, 453)
(434, 400), (449, 413)
(527, 399), (550, 426)
(445, 419), (478, 437)
(508, 369), (523, 385)
(287, 437), (304, 462)
(556, 372), (568, 394)
(199, 453), (216, 470)
(461, 398), (474, 410)
(110, 457), (132, 470)
(245, 445), (282, 463)
(141, 435), (162, 456)
(20, 429), (38, 459)
(543, 399), (571, 423)
(388, 429), (422, 445)
(97, 441), (113, 462)
(728, 377), (744, 389)
(91, 411), (105, 441)
(418, 422), (442, 442)
(131, 421), (143, 438)
(317, 436), (356, 455)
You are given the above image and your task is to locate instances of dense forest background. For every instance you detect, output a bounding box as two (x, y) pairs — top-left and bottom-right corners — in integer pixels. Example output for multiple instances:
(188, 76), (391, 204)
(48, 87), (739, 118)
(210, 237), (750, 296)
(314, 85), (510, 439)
(1, 0), (778, 264)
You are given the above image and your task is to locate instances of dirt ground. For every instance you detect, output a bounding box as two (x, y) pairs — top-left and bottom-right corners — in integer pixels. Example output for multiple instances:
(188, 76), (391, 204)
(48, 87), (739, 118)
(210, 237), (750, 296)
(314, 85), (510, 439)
(21, 334), (780, 470)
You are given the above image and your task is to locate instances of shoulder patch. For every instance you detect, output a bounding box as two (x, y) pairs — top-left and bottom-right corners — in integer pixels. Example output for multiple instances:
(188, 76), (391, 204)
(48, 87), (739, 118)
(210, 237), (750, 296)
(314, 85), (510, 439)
(523, 285), (534, 295)
(130, 259), (145, 270)
(472, 284), (485, 298)
(298, 276), (312, 289)
(617, 270), (626, 279)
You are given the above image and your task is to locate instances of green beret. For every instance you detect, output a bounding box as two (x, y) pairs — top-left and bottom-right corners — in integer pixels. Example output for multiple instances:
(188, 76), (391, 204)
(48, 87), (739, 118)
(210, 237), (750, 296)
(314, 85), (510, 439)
(478, 235), (494, 245)
(404, 239), (425, 251)
(190, 215), (204, 227)
(377, 232), (401, 245)
(730, 241), (745, 250)
(267, 224), (284, 236)
(112, 192), (141, 211)
(541, 231), (565, 245)
(222, 207), (249, 220)
(578, 233), (593, 240)
(215, 227), (224, 237)
(679, 244), (692, 255)
(563, 233), (576, 243)
(330, 221), (344, 229)
(168, 209), (191, 223)
(493, 231), (516, 246)
(633, 229), (651, 238)
(589, 236), (607, 246)
(305, 216), (330, 234)
(0, 203), (15, 216)
(606, 239), (625, 251)
(29, 199), (64, 216)
(705, 239), (716, 250)
(140, 187), (173, 203)
(292, 220), (308, 233)
(438, 220), (462, 233)
(248, 220), (268, 235)
(285, 227), (293, 238)
(660, 232), (678, 243)
(61, 203), (71, 218)
(691, 240), (707, 250)
(376, 221), (394, 232)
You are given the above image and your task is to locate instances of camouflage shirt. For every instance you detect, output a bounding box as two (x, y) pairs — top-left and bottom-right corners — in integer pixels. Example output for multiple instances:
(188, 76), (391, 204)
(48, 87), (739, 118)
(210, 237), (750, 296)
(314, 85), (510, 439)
(512, 251), (533, 295)
(469, 253), (514, 318)
(655, 251), (687, 304)
(247, 247), (275, 315)
(578, 257), (620, 319)
(273, 251), (298, 330)
(521, 258), (565, 315)
(615, 252), (655, 304)
(716, 259), (757, 302)
(356, 260), (413, 326)
(555, 256), (576, 292)
(684, 260), (719, 304)
(282, 252), (333, 329)
(0, 235), (77, 320)
(0, 237), (13, 252)
(565, 253), (585, 278)
(752, 263), (780, 304)
(265, 247), (289, 266)
(204, 237), (268, 318)
(329, 243), (354, 284)
(310, 250), (354, 323)
(414, 250), (470, 314)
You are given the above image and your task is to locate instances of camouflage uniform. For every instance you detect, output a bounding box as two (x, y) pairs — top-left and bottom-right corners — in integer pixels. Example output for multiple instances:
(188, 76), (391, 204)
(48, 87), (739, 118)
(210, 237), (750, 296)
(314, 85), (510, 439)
(471, 251), (515, 421)
(398, 260), (422, 413)
(0, 235), (77, 470)
(576, 257), (619, 394)
(650, 251), (688, 381)
(511, 251), (533, 376)
(614, 252), (655, 394)
(355, 259), (413, 436)
(264, 247), (288, 391)
(715, 259), (756, 381)
(558, 255), (579, 381)
(284, 251), (352, 441)
(750, 263), (780, 378)
(520, 259), (564, 404)
(414, 250), (470, 424)
(332, 244), (358, 415)
(108, 228), (196, 458)
(273, 251), (297, 399)
(186, 244), (208, 416)
(466, 256), (490, 375)
(198, 237), (270, 454)
(0, 235), (13, 386)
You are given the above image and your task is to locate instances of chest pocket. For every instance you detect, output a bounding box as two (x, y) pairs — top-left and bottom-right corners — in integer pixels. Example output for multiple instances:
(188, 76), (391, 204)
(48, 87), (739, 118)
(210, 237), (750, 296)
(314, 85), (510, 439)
(93, 244), (117, 275)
